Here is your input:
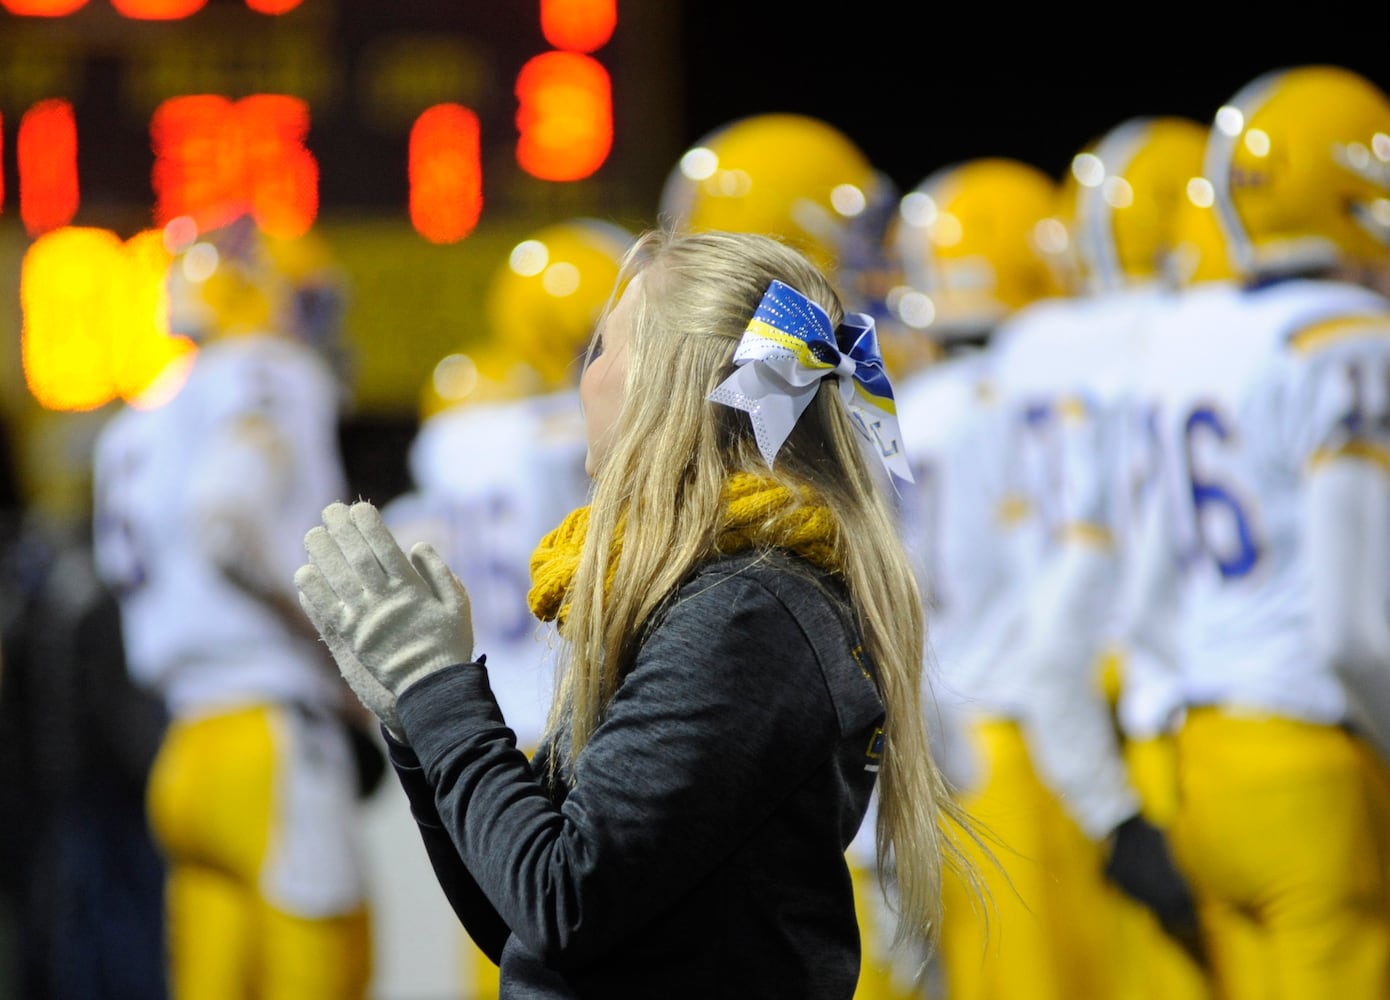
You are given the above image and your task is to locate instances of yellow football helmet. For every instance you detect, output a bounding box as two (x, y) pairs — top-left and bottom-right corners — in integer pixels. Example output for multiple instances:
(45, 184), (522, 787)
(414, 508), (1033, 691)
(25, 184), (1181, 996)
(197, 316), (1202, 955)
(1168, 173), (1237, 285)
(262, 228), (349, 354)
(483, 216), (634, 393)
(1206, 64), (1390, 276)
(1066, 116), (1214, 292)
(163, 213), (346, 353)
(164, 213), (285, 340)
(658, 113), (896, 314)
(887, 157), (1067, 341)
(416, 345), (541, 421)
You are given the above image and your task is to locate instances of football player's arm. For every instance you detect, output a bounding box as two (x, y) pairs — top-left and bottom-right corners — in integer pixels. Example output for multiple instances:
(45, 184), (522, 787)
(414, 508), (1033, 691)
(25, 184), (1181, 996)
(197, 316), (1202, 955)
(1294, 336), (1390, 757)
(1112, 478), (1186, 742)
(1011, 397), (1140, 840)
(1013, 536), (1140, 838)
(1306, 449), (1390, 755)
(1012, 513), (1206, 955)
(1005, 400), (1204, 952)
(189, 412), (322, 644)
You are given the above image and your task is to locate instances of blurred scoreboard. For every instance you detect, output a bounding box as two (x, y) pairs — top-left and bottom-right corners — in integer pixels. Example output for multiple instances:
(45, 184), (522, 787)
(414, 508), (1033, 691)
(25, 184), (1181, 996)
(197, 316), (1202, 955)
(0, 15), (681, 993)
(0, 0), (681, 230)
(0, 1), (684, 514)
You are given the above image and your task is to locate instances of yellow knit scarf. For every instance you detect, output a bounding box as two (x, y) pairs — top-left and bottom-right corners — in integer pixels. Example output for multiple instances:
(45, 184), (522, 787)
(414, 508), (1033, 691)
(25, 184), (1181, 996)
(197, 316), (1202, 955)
(527, 471), (842, 625)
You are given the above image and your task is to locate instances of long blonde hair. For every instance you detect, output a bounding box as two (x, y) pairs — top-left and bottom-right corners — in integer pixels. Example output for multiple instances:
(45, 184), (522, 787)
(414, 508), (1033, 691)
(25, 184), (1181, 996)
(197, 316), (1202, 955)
(544, 227), (976, 949)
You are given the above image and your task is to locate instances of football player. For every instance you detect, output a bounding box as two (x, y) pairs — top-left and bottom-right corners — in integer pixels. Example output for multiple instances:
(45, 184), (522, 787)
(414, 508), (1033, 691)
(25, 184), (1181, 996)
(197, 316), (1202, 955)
(91, 215), (372, 1000)
(983, 117), (1224, 995)
(1118, 64), (1390, 999)
(890, 149), (1207, 999)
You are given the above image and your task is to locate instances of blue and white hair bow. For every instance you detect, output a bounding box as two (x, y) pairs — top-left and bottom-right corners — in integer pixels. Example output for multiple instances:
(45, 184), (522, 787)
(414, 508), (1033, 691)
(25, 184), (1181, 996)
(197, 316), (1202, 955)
(708, 279), (912, 482)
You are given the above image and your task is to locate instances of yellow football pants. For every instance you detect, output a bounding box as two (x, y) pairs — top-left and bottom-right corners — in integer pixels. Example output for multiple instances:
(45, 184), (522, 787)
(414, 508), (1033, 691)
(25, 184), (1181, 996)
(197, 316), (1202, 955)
(467, 935), (501, 1000)
(147, 704), (372, 1000)
(1111, 733), (1213, 1000)
(938, 718), (1119, 1000)
(1173, 709), (1390, 1000)
(850, 853), (939, 999)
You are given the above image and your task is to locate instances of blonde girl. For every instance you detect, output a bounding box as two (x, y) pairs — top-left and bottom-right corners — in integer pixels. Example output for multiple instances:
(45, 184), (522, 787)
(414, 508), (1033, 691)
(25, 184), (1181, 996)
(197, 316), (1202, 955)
(297, 227), (976, 998)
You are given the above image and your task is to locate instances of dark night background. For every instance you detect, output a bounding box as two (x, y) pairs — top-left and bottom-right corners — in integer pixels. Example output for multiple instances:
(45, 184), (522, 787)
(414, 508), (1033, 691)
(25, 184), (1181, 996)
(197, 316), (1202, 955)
(345, 7), (1390, 505)
(674, 6), (1390, 195)
(3, 3), (1389, 511)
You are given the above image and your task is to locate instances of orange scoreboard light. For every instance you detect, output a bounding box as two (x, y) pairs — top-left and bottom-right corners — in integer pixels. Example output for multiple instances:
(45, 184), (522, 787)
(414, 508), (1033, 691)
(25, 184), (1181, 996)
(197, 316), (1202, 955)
(0, 0), (641, 243)
(0, 0), (306, 14)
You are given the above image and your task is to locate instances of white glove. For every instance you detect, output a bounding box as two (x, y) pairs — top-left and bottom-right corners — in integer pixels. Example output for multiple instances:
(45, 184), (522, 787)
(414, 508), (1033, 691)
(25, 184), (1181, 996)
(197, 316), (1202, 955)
(297, 586), (405, 741)
(296, 501), (476, 722)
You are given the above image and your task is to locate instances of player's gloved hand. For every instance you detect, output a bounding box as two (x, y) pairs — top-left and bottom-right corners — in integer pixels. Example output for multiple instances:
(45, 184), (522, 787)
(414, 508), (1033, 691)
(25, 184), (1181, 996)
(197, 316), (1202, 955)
(296, 501), (475, 735)
(1104, 813), (1208, 968)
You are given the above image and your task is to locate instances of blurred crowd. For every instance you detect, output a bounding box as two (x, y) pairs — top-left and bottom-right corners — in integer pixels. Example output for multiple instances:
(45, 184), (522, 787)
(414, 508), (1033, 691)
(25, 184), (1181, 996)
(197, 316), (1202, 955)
(4, 59), (1390, 1000)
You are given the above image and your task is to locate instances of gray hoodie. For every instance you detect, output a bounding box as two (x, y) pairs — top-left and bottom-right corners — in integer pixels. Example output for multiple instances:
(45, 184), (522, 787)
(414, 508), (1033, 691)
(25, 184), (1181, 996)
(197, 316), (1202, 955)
(387, 549), (886, 998)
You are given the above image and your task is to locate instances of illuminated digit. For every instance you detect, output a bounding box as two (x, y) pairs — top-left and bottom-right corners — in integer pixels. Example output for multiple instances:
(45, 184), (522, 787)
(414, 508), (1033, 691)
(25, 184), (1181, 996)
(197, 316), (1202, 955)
(110, 0), (207, 18)
(409, 103), (483, 244)
(11, 0), (301, 16)
(112, 228), (196, 402)
(152, 94), (317, 237)
(0, 0), (88, 14)
(238, 94), (317, 237)
(515, 51), (612, 182)
(1184, 405), (1260, 579)
(152, 96), (242, 229)
(540, 0), (616, 52)
(21, 228), (119, 410)
(18, 99), (79, 237)
(21, 226), (192, 412)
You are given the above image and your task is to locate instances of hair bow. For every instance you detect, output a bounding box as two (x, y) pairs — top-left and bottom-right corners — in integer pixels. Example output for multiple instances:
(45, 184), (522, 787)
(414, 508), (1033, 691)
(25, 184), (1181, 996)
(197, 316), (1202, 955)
(708, 279), (912, 482)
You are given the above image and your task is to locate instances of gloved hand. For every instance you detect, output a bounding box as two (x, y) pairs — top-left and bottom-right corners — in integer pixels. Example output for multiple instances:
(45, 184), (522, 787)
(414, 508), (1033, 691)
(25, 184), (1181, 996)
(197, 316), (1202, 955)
(298, 588), (405, 741)
(296, 501), (475, 733)
(1104, 813), (1207, 968)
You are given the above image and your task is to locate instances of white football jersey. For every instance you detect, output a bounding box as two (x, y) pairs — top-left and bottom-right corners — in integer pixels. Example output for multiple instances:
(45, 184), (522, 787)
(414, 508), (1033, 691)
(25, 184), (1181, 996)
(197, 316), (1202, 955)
(977, 287), (1172, 837)
(1111, 282), (1238, 740)
(890, 346), (1025, 813)
(381, 388), (590, 749)
(895, 349), (1020, 714)
(991, 286), (1167, 566)
(1135, 277), (1390, 724)
(92, 336), (349, 718)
